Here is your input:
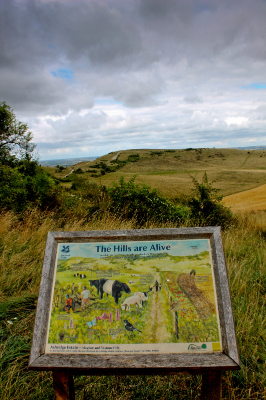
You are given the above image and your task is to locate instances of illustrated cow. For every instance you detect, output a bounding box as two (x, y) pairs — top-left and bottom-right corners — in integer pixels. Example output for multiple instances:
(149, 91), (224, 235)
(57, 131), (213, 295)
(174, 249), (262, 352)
(89, 278), (131, 304)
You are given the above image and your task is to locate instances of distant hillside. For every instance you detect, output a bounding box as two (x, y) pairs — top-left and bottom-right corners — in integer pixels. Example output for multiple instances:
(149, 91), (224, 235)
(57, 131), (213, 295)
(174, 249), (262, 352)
(47, 148), (266, 199)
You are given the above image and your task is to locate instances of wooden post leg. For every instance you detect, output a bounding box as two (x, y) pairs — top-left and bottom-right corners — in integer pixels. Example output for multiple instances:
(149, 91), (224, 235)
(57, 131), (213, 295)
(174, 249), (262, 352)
(53, 371), (75, 400)
(201, 370), (222, 400)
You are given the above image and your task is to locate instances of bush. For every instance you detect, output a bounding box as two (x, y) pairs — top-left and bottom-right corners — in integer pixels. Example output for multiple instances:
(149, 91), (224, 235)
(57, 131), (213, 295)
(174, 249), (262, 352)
(0, 161), (57, 212)
(106, 176), (189, 224)
(73, 168), (83, 174)
(55, 165), (66, 172)
(0, 165), (27, 212)
(150, 151), (164, 157)
(189, 172), (234, 228)
(127, 153), (140, 162)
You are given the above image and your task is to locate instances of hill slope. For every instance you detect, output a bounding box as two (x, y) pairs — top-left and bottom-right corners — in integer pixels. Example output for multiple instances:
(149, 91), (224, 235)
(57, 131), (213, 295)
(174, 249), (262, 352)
(48, 148), (266, 199)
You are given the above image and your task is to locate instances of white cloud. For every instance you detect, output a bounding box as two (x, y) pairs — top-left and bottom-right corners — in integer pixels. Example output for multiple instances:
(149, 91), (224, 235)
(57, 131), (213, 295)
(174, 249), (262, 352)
(225, 117), (249, 126)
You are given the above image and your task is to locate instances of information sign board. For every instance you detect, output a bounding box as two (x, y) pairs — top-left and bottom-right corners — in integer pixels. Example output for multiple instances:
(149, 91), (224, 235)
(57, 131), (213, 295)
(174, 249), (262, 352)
(29, 227), (240, 374)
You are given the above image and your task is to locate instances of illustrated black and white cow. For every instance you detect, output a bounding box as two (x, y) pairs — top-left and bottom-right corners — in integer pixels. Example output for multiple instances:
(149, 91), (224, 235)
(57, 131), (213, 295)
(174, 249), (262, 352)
(80, 274), (86, 279)
(89, 279), (101, 295)
(89, 278), (131, 304)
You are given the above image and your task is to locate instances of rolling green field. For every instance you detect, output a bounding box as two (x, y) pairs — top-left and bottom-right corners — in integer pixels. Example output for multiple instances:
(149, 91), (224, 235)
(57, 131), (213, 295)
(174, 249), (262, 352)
(49, 148), (266, 198)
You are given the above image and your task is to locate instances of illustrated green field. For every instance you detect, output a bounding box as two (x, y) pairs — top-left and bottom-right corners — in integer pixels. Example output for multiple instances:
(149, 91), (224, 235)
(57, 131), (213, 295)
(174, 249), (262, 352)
(47, 251), (219, 348)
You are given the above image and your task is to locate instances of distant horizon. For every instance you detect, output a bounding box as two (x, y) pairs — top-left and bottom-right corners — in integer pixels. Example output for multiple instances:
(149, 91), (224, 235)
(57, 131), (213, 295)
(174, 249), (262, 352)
(39, 144), (266, 164)
(40, 156), (100, 162)
(39, 156), (99, 167)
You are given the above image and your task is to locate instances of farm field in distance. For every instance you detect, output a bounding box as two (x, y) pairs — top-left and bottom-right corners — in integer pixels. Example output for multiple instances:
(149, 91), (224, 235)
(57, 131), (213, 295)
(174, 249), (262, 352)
(47, 148), (266, 201)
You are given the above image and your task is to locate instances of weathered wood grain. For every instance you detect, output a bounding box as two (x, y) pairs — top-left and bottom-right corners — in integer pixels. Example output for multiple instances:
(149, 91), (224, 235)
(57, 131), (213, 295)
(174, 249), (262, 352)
(211, 228), (240, 366)
(47, 227), (216, 243)
(29, 352), (239, 373)
(29, 232), (58, 365)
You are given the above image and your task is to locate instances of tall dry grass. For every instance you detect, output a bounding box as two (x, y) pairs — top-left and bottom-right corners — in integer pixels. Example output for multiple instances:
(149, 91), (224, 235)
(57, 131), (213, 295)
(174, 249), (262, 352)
(222, 212), (266, 399)
(0, 210), (266, 399)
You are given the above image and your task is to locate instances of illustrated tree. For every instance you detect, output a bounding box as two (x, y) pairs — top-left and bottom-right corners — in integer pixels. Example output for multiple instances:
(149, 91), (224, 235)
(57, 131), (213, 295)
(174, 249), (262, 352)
(0, 101), (36, 163)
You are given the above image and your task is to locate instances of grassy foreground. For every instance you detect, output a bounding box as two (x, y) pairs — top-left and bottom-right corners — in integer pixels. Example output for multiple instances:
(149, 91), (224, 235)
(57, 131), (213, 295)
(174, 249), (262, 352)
(0, 210), (266, 399)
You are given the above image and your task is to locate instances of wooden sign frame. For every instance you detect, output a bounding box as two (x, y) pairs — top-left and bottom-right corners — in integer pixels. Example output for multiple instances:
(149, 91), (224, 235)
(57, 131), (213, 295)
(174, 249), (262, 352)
(29, 227), (240, 375)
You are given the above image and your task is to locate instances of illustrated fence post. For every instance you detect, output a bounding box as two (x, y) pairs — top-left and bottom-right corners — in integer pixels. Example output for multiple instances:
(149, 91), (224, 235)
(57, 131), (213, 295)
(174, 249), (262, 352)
(53, 371), (75, 400)
(174, 311), (179, 339)
(201, 370), (222, 400)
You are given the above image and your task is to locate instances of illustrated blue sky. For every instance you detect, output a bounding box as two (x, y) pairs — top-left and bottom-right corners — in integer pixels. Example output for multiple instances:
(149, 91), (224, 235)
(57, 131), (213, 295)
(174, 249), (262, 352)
(58, 239), (210, 260)
(1, 0), (266, 160)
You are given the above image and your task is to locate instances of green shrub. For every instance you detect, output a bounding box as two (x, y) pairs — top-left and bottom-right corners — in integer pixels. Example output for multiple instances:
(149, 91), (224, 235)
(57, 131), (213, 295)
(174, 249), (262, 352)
(0, 161), (57, 212)
(189, 172), (234, 228)
(150, 151), (164, 157)
(55, 165), (66, 172)
(106, 176), (190, 224)
(127, 153), (140, 162)
(73, 168), (83, 174)
(0, 165), (27, 212)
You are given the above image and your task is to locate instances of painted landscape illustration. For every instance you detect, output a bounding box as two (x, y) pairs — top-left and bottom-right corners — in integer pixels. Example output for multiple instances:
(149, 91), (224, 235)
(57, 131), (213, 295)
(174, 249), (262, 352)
(46, 239), (221, 354)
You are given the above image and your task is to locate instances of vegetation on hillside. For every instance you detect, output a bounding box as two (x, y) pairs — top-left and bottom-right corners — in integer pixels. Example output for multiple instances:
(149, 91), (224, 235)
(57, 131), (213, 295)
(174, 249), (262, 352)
(48, 147), (266, 201)
(0, 103), (265, 399)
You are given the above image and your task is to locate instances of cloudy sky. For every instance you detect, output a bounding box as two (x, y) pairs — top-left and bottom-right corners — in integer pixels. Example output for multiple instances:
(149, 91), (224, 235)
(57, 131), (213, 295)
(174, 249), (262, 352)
(1, 0), (266, 160)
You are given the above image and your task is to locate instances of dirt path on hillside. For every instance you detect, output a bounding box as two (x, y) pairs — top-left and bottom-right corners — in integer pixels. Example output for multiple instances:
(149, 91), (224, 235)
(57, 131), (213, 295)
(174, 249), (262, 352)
(63, 168), (74, 178)
(143, 274), (171, 343)
(223, 183), (266, 212)
(111, 152), (120, 161)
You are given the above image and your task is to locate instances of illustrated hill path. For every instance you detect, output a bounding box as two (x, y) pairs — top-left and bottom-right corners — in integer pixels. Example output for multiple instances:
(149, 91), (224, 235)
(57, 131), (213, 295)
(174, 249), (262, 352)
(177, 273), (215, 320)
(143, 274), (172, 343)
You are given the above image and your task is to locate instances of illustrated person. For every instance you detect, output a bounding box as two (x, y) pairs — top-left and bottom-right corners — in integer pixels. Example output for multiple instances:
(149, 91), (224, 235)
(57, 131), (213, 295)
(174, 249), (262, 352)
(64, 294), (74, 313)
(71, 283), (75, 294)
(81, 286), (90, 309)
(159, 283), (162, 291)
(155, 280), (159, 292)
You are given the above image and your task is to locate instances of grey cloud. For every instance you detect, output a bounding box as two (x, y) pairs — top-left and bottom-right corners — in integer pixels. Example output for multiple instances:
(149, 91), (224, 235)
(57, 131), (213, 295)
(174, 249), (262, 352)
(1, 0), (266, 158)
(183, 95), (203, 104)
